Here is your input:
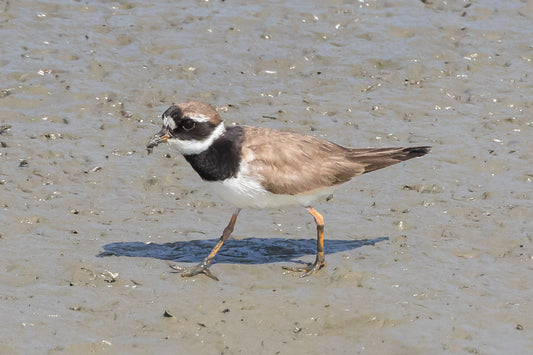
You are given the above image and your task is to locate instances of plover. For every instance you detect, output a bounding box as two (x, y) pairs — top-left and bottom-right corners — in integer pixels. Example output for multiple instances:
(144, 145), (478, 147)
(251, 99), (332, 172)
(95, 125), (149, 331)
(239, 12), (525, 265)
(147, 101), (430, 280)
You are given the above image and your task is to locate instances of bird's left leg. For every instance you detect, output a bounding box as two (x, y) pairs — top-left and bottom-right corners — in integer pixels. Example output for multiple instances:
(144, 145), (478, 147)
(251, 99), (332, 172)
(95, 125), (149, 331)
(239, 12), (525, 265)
(283, 206), (326, 277)
(170, 208), (241, 281)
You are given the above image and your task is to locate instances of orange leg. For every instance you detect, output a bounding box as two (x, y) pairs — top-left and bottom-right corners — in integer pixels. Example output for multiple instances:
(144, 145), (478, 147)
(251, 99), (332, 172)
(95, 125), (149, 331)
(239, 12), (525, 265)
(283, 206), (326, 276)
(170, 208), (241, 281)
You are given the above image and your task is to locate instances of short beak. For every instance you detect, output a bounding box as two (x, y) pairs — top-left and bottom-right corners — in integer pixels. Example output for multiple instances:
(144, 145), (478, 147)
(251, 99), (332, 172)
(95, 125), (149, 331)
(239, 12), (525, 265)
(146, 128), (170, 155)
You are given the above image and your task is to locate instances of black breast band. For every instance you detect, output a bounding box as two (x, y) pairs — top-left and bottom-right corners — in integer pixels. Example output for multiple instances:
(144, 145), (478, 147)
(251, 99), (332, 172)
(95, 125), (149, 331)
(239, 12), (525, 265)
(183, 126), (245, 181)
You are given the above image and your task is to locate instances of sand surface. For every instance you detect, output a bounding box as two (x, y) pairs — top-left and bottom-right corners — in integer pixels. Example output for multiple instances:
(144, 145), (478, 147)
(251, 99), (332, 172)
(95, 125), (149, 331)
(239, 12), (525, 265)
(1, 0), (532, 353)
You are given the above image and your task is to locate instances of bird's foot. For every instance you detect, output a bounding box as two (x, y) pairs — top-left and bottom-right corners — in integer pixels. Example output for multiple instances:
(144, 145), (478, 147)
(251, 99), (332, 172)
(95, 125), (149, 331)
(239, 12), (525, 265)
(282, 256), (326, 277)
(169, 262), (219, 281)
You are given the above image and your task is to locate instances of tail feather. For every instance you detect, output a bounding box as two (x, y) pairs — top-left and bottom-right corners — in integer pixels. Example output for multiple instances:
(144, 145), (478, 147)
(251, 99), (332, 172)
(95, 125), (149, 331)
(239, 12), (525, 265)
(347, 146), (431, 174)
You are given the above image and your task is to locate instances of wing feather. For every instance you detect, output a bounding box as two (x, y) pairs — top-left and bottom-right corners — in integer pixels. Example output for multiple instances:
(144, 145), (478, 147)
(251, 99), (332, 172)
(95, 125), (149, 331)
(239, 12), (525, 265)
(241, 127), (364, 195)
(240, 126), (430, 196)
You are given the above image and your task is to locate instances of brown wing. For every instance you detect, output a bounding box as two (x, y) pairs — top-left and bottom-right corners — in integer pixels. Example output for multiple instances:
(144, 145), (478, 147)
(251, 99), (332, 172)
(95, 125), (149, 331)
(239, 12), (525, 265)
(241, 126), (430, 195)
(345, 146), (431, 173)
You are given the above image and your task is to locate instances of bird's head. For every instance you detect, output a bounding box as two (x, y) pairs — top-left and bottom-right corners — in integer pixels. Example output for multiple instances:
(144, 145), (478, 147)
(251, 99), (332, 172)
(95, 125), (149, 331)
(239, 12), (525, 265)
(147, 101), (225, 155)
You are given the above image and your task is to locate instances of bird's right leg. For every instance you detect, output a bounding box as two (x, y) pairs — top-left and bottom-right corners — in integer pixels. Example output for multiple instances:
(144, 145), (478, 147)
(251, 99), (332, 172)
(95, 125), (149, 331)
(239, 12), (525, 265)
(283, 206), (326, 276)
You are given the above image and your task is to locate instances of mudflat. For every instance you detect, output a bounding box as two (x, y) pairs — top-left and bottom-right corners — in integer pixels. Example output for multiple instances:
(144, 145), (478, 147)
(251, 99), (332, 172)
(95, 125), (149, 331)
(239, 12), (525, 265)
(1, 0), (531, 353)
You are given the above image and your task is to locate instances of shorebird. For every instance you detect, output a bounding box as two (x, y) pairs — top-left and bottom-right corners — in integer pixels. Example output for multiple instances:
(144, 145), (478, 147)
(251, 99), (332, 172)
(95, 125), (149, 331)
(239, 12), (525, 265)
(147, 101), (430, 280)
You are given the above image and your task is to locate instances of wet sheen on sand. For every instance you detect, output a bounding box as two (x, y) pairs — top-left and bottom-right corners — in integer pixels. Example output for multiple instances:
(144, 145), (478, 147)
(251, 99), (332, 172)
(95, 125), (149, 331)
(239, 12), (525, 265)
(1, 0), (532, 353)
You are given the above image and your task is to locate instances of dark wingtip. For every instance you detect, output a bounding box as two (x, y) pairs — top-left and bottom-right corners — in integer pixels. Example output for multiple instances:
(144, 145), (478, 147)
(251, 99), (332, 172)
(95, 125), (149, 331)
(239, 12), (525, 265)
(403, 146), (431, 159)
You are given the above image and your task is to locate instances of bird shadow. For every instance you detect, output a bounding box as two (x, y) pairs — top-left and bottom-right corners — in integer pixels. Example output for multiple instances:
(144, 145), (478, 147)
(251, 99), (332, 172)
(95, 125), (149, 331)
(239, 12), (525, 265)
(97, 236), (388, 265)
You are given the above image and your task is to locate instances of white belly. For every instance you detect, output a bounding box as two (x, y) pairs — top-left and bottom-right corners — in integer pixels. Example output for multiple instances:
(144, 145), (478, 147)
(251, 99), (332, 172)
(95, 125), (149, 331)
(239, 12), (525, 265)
(207, 174), (335, 209)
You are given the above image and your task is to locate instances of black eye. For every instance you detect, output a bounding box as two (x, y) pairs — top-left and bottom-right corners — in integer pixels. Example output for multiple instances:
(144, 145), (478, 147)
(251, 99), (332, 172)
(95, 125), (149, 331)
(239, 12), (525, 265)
(182, 119), (196, 131)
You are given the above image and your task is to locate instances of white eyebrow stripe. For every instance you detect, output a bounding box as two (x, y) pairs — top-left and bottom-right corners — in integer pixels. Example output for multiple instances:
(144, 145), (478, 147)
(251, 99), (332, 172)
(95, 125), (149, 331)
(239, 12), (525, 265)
(163, 115), (176, 130)
(188, 113), (211, 123)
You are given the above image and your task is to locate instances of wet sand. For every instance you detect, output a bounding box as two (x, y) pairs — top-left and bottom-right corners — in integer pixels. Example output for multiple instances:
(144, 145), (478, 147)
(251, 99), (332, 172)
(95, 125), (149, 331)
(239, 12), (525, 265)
(1, 0), (532, 353)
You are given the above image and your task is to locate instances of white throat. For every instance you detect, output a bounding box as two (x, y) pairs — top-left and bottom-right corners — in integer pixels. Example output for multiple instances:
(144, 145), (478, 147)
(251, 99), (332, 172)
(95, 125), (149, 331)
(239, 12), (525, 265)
(167, 122), (226, 155)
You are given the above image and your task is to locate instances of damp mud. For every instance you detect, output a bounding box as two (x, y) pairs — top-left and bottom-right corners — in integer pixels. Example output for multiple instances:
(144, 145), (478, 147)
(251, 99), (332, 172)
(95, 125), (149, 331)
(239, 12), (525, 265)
(1, 0), (532, 353)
